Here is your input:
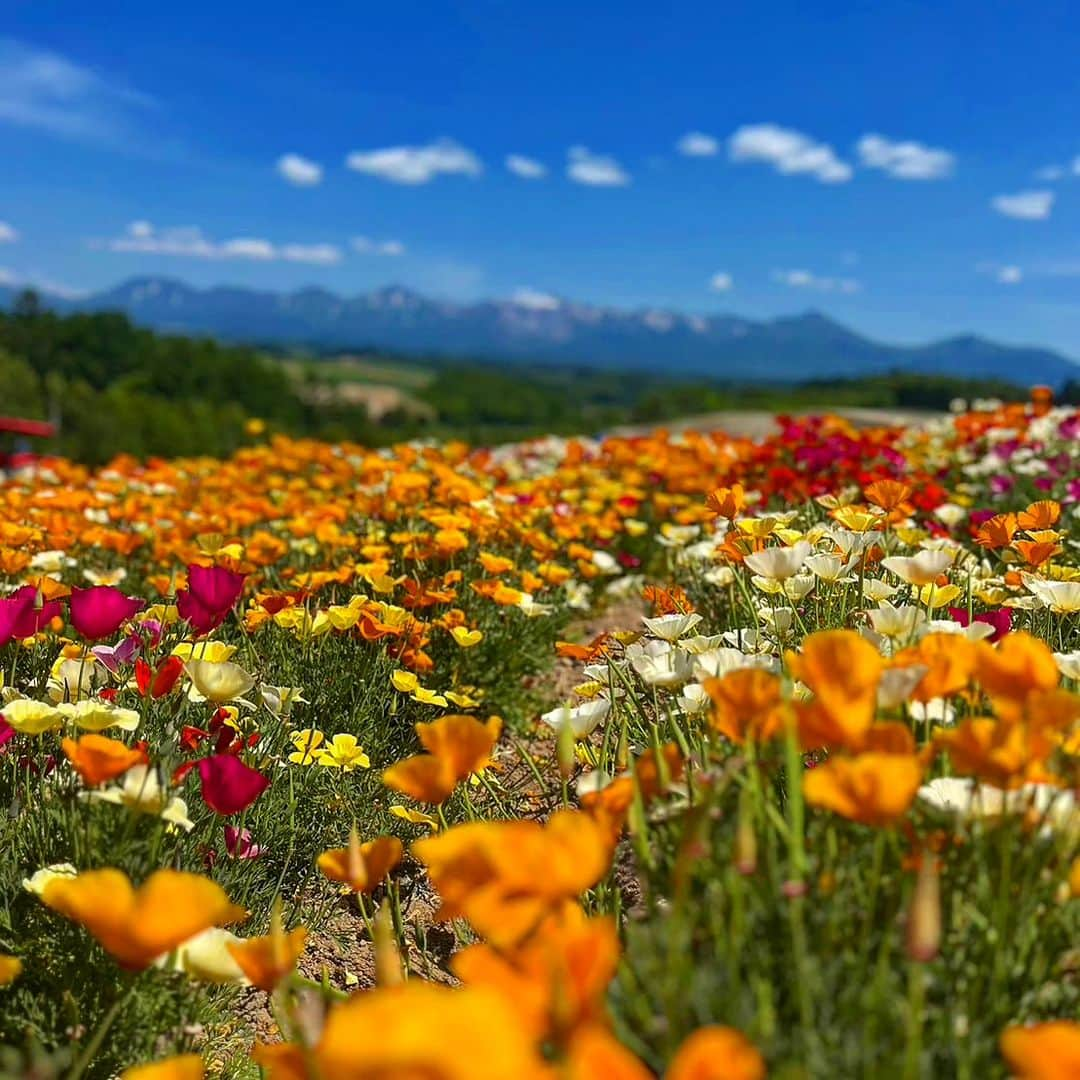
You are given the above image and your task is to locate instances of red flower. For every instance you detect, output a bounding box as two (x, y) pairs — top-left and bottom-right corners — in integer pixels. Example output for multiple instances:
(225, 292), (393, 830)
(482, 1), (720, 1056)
(197, 755), (270, 815)
(135, 655), (185, 698)
(69, 586), (145, 641)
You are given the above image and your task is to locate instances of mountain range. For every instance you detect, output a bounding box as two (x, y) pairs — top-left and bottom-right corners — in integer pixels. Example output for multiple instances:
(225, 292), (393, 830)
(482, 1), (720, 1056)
(4, 275), (1078, 387)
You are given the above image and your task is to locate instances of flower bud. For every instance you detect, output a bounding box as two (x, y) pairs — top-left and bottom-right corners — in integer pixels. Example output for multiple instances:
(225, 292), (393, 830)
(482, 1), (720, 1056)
(906, 855), (941, 963)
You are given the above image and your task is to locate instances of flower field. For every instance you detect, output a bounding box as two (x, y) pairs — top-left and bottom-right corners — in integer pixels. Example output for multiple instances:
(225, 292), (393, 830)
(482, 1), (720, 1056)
(0, 391), (1078, 1079)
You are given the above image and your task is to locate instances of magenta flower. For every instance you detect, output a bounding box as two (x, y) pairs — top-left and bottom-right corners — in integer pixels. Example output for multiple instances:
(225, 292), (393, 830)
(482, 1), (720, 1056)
(949, 606), (1012, 643)
(188, 565), (246, 614)
(176, 590), (220, 635)
(224, 825), (263, 859)
(0, 718), (15, 750)
(0, 588), (36, 647)
(197, 754), (270, 815)
(69, 586), (145, 641)
(8, 586), (64, 640)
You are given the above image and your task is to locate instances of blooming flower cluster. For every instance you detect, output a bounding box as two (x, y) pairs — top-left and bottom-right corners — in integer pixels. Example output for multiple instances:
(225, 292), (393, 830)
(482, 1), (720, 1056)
(0, 390), (1077, 1077)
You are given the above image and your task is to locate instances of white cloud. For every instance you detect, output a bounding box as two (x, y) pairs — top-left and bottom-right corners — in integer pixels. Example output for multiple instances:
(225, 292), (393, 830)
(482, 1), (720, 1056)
(0, 221), (16, 243)
(105, 222), (341, 263)
(345, 138), (481, 185)
(279, 243), (341, 265)
(677, 131), (719, 157)
(0, 38), (152, 143)
(709, 272), (733, 292)
(220, 237), (276, 260)
(991, 190), (1054, 220)
(512, 287), (561, 311)
(351, 236), (406, 256)
(773, 269), (860, 293)
(0, 266), (86, 298)
(1036, 165), (1065, 181)
(856, 134), (954, 180)
(997, 265), (1022, 284)
(505, 154), (547, 179)
(276, 153), (323, 187)
(729, 124), (852, 183)
(566, 146), (630, 187)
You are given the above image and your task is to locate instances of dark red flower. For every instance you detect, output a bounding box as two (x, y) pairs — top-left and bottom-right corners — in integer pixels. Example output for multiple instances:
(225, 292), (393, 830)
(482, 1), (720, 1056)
(69, 586), (145, 641)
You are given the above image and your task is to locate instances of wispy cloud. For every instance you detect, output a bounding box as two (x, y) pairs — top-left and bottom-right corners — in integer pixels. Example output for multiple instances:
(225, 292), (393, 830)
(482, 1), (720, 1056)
(351, 236), (406, 256)
(976, 260), (1023, 284)
(0, 222), (17, 243)
(729, 124), (851, 183)
(709, 272), (733, 292)
(1035, 165), (1065, 182)
(512, 287), (560, 310)
(0, 266), (87, 298)
(0, 38), (153, 144)
(276, 153), (323, 186)
(345, 138), (482, 185)
(676, 131), (719, 157)
(773, 269), (860, 293)
(103, 222), (342, 264)
(566, 146), (630, 187)
(505, 154), (547, 179)
(856, 134), (954, 179)
(991, 190), (1054, 220)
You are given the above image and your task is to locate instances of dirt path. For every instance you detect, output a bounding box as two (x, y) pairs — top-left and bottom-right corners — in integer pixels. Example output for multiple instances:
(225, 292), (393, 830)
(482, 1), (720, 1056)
(609, 406), (943, 440)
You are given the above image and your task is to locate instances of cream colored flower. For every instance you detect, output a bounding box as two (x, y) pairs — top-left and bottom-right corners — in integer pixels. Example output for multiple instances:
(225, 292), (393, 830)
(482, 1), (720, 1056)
(743, 541), (811, 581)
(185, 659), (256, 704)
(1, 698), (65, 735)
(58, 699), (140, 732)
(541, 698), (611, 739)
(159, 927), (249, 985)
(881, 550), (953, 586)
(22, 863), (77, 896)
(641, 613), (703, 641)
(89, 764), (194, 831)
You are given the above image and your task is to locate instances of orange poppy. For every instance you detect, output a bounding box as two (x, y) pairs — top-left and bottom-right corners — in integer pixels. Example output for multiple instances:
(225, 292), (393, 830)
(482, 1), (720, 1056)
(1000, 1021), (1080, 1080)
(787, 630), (883, 748)
(452, 906), (618, 1043)
(383, 714), (501, 804)
(40, 869), (246, 970)
(803, 753), (923, 827)
(227, 922), (307, 992)
(61, 734), (148, 786)
(705, 668), (785, 745)
(414, 810), (612, 948)
(667, 1026), (767, 1080)
(1017, 500), (1062, 531)
(317, 834), (403, 894)
(121, 1056), (204, 1080)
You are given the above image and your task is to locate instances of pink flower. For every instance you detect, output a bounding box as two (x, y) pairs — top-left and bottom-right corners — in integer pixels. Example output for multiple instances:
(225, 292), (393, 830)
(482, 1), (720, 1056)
(224, 825), (263, 859)
(69, 586), (145, 641)
(91, 634), (141, 673)
(0, 718), (15, 751)
(197, 754), (270, 815)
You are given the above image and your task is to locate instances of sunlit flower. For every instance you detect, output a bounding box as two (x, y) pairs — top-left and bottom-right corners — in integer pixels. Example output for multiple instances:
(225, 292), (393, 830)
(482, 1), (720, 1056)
(185, 659), (256, 704)
(90, 764), (194, 831)
(316, 732), (371, 771)
(287, 728), (325, 765)
(881, 549), (954, 586)
(40, 868), (246, 970)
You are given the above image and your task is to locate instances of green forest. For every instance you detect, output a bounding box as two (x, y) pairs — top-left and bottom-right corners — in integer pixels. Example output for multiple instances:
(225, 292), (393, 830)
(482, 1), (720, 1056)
(0, 289), (1063, 464)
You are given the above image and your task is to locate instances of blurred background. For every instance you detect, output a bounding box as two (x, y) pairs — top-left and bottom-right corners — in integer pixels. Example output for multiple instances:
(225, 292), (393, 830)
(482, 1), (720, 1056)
(2, 0), (1080, 461)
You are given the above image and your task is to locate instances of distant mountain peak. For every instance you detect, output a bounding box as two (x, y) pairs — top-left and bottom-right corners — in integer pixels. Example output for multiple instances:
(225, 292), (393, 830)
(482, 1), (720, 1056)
(2, 275), (1076, 385)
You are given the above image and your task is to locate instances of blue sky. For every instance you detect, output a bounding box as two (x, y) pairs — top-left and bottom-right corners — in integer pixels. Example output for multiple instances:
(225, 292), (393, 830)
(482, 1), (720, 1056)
(4, 1), (1080, 354)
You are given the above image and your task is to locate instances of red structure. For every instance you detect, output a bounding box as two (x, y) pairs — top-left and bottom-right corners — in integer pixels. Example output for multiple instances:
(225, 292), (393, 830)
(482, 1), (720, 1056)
(0, 416), (56, 469)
